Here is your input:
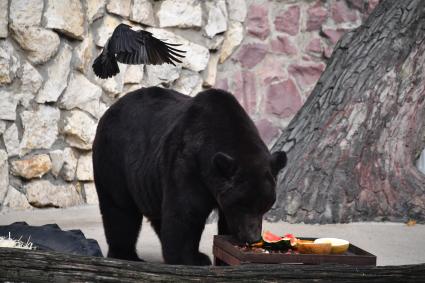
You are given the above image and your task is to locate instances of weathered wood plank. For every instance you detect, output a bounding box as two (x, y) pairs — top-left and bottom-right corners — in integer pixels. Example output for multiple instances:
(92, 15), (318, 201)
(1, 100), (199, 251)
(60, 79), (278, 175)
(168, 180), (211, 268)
(1, 248), (425, 282)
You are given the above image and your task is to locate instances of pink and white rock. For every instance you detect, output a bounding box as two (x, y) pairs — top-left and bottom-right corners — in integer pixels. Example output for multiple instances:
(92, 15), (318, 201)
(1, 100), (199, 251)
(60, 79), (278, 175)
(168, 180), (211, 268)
(62, 110), (97, 150)
(0, 90), (18, 121)
(246, 4), (270, 40)
(255, 119), (280, 145)
(0, 150), (8, 203)
(306, 4), (328, 31)
(306, 38), (323, 54)
(232, 71), (257, 115)
(0, 41), (19, 86)
(84, 183), (99, 205)
(288, 63), (325, 87)
(61, 148), (78, 181)
(271, 36), (297, 55)
(331, 0), (358, 24)
(265, 79), (303, 118)
(274, 5), (300, 36)
(322, 28), (350, 45)
(236, 43), (268, 69)
(256, 56), (287, 87)
(76, 152), (94, 181)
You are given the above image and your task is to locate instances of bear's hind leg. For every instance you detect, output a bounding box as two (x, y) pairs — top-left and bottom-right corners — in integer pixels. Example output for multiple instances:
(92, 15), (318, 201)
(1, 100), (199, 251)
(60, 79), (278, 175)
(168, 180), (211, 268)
(99, 196), (143, 261)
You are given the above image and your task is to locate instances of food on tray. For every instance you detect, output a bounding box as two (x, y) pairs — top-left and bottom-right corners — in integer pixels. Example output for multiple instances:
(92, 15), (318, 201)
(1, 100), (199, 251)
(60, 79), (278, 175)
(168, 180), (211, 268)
(296, 241), (332, 254)
(247, 231), (350, 255)
(314, 238), (350, 254)
(250, 231), (296, 251)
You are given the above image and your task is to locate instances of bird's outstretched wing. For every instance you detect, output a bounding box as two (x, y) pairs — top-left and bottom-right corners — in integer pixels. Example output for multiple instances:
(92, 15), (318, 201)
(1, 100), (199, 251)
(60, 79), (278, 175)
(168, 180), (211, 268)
(92, 24), (185, 79)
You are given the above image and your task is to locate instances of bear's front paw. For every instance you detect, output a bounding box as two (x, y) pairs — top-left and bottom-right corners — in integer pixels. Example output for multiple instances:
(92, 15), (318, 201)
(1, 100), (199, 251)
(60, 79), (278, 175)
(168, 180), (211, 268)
(194, 252), (212, 266)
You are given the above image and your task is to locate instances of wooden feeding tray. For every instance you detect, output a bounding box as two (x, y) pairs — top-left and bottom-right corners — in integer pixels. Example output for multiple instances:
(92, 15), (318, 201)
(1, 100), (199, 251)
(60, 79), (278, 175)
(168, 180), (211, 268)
(213, 235), (377, 266)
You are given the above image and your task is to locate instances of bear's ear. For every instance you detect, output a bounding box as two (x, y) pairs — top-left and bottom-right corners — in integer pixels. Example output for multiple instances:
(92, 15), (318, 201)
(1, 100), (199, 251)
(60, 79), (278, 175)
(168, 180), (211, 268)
(271, 151), (287, 175)
(213, 152), (236, 179)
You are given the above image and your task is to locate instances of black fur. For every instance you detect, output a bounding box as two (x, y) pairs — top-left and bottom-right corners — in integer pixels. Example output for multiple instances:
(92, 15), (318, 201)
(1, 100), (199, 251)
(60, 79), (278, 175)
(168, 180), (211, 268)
(92, 87), (287, 265)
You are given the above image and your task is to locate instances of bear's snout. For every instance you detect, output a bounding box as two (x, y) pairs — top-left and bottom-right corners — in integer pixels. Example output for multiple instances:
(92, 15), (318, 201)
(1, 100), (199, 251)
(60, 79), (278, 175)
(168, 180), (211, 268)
(234, 214), (263, 244)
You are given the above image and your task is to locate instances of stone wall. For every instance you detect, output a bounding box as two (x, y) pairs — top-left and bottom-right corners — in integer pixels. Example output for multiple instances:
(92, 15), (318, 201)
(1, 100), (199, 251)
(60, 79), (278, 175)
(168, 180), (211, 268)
(0, 0), (378, 211)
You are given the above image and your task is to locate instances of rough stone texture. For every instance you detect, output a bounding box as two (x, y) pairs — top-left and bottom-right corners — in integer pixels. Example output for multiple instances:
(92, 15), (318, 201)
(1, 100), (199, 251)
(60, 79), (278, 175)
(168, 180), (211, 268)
(219, 21), (244, 63)
(143, 64), (181, 87)
(0, 0), (7, 38)
(17, 62), (43, 108)
(93, 14), (121, 47)
(331, 0), (359, 23)
(274, 5), (300, 36)
(157, 0), (202, 28)
(0, 90), (18, 121)
(124, 65), (144, 84)
(246, 4), (269, 40)
(203, 53), (220, 88)
(44, 0), (85, 40)
(307, 4), (328, 31)
(106, 0), (131, 18)
(236, 43), (268, 68)
(62, 110), (97, 150)
(173, 70), (202, 96)
(0, 150), (9, 204)
(49, 150), (64, 178)
(265, 79), (303, 118)
(3, 124), (19, 157)
(11, 154), (52, 179)
(36, 44), (72, 103)
(0, 0), (378, 212)
(255, 119), (280, 145)
(271, 36), (297, 55)
(84, 183), (99, 205)
(9, 24), (60, 65)
(87, 0), (106, 24)
(205, 0), (228, 38)
(2, 186), (32, 210)
(76, 153), (94, 181)
(74, 35), (94, 74)
(9, 0), (44, 26)
(25, 180), (83, 208)
(20, 106), (60, 156)
(0, 40), (20, 85)
(130, 0), (155, 26)
(61, 148), (78, 182)
(59, 72), (103, 118)
(228, 0), (247, 22)
(288, 63), (326, 88)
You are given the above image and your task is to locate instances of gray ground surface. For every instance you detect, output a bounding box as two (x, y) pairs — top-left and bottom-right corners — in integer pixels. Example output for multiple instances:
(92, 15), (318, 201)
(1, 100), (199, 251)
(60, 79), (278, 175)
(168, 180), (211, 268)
(1, 205), (424, 266)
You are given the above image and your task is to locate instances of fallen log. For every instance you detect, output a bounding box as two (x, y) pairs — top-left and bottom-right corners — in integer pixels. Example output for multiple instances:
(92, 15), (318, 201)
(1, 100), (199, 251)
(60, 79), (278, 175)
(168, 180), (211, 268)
(1, 248), (424, 282)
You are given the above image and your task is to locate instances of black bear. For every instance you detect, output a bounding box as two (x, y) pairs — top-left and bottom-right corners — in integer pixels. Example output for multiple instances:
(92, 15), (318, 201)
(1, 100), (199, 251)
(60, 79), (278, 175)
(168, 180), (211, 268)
(92, 87), (287, 265)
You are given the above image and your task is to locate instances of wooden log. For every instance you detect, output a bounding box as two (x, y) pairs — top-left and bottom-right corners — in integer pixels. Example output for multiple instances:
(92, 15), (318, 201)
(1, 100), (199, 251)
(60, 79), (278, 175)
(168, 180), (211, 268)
(1, 248), (425, 282)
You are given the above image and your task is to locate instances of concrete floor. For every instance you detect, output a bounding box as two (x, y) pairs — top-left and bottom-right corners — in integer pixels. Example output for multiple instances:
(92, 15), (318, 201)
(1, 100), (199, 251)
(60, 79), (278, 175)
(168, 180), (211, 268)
(1, 205), (424, 266)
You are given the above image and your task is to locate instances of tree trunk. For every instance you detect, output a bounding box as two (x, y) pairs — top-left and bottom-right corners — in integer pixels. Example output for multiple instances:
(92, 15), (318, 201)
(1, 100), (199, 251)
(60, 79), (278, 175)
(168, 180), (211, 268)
(1, 248), (425, 282)
(268, 0), (425, 224)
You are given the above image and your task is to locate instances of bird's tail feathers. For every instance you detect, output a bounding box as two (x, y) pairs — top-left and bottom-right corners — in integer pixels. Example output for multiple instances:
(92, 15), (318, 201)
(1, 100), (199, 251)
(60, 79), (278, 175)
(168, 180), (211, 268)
(92, 54), (119, 79)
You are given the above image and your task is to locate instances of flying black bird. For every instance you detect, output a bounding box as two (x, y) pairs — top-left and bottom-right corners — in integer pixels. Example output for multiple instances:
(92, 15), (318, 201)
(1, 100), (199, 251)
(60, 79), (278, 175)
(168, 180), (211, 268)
(92, 23), (186, 79)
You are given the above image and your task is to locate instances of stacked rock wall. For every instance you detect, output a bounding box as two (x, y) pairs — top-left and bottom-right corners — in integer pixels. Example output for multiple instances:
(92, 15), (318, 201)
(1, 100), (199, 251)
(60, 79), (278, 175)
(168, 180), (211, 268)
(0, 0), (377, 211)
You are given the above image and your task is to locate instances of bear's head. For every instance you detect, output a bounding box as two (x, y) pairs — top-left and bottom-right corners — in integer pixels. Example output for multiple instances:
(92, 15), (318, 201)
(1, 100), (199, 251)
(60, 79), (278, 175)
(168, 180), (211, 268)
(212, 150), (287, 243)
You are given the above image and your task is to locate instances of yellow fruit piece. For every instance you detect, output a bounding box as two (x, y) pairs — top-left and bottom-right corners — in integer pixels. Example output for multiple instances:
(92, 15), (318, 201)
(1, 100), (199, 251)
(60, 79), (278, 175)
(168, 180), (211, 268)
(314, 238), (349, 254)
(296, 242), (332, 254)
